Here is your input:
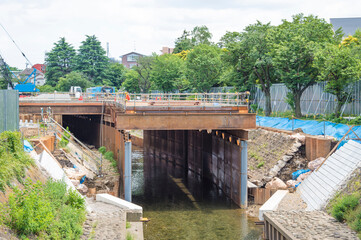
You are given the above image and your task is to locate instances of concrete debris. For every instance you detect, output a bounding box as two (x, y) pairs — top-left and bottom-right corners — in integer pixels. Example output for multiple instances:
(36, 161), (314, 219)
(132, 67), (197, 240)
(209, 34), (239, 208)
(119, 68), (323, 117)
(290, 133), (306, 143)
(77, 184), (89, 195)
(64, 167), (86, 180)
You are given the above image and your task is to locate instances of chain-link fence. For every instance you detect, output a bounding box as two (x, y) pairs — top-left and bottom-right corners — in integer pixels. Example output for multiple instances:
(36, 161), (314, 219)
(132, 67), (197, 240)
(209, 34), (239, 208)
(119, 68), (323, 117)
(251, 81), (361, 116)
(0, 90), (19, 133)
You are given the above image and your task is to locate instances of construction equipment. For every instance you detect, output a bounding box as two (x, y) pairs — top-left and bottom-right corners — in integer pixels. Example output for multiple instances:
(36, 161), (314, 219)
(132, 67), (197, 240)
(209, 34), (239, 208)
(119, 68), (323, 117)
(0, 22), (39, 93)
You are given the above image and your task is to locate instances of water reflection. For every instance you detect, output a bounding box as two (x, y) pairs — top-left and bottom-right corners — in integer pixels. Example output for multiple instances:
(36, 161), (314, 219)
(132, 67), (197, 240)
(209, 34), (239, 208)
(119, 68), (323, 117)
(131, 147), (262, 240)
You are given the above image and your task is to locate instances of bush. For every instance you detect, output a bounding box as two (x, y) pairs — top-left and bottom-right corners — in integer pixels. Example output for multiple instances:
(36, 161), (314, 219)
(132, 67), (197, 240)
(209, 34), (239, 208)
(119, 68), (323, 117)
(0, 131), (34, 191)
(331, 193), (360, 222)
(59, 127), (71, 148)
(98, 146), (106, 155)
(1, 179), (86, 239)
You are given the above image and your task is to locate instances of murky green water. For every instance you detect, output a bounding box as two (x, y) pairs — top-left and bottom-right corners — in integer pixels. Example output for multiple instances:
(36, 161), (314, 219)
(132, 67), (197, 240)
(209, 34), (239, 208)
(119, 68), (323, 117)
(131, 147), (262, 240)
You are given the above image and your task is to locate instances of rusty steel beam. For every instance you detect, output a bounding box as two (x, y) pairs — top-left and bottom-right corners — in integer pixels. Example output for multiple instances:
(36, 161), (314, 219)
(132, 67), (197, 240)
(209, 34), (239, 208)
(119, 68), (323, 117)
(116, 113), (256, 130)
(19, 102), (103, 115)
(125, 105), (248, 114)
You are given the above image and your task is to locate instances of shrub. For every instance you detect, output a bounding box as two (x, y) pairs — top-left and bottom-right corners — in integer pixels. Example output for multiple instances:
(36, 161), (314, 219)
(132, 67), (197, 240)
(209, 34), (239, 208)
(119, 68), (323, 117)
(98, 146), (106, 155)
(59, 127), (71, 148)
(331, 193), (360, 222)
(1, 179), (86, 239)
(0, 131), (34, 191)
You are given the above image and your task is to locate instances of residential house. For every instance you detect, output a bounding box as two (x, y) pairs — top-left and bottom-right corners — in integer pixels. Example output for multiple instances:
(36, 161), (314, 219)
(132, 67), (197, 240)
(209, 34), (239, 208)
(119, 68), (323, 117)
(120, 52), (144, 68)
(160, 47), (174, 55)
(19, 66), (46, 86)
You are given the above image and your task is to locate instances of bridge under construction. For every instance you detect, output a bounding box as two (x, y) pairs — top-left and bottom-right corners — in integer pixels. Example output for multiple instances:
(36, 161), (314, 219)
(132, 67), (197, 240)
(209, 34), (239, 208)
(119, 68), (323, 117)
(19, 92), (255, 208)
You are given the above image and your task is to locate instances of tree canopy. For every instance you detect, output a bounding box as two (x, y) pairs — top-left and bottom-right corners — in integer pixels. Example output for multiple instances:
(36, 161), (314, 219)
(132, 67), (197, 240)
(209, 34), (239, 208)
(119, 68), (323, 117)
(314, 43), (361, 117)
(270, 14), (342, 117)
(173, 26), (213, 53)
(56, 71), (91, 91)
(150, 54), (184, 92)
(76, 35), (109, 85)
(186, 44), (222, 92)
(45, 37), (76, 87)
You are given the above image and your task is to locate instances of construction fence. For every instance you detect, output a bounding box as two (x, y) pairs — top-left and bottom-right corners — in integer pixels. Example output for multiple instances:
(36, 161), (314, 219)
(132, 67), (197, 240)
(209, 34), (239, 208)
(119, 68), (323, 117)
(251, 81), (361, 116)
(0, 90), (19, 133)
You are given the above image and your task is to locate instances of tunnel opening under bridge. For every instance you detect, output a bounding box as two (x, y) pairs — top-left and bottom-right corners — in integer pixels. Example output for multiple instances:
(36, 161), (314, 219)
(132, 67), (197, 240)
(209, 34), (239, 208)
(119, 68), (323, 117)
(140, 129), (248, 208)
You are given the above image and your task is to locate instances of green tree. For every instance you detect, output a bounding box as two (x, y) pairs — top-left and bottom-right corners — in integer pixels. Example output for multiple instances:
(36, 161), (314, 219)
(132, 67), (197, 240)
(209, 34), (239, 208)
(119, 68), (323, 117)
(45, 37), (76, 87)
(56, 71), (91, 91)
(173, 25), (213, 53)
(103, 62), (126, 88)
(133, 55), (155, 93)
(271, 14), (342, 117)
(76, 35), (109, 84)
(121, 70), (140, 93)
(150, 54), (184, 92)
(220, 22), (276, 116)
(38, 85), (56, 92)
(314, 43), (361, 117)
(186, 44), (222, 92)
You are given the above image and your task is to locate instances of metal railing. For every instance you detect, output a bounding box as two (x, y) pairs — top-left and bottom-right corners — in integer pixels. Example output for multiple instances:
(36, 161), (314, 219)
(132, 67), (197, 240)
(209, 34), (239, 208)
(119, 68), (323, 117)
(19, 92), (250, 111)
(126, 92), (249, 107)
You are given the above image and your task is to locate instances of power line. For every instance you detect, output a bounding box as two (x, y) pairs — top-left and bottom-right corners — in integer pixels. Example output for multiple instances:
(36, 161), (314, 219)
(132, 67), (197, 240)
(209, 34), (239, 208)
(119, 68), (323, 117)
(0, 21), (33, 67)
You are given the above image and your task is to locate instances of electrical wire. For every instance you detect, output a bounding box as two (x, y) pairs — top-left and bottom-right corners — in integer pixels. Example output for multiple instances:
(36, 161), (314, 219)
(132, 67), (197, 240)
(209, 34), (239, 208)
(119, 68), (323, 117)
(0, 21), (33, 67)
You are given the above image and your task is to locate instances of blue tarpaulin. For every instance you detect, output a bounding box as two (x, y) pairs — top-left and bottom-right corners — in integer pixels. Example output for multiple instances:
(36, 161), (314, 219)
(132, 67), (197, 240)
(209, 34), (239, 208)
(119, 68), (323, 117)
(256, 116), (361, 142)
(23, 140), (33, 152)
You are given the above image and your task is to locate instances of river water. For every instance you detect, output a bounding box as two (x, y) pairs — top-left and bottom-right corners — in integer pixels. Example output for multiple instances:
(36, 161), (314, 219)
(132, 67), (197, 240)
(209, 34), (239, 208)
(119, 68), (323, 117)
(131, 147), (262, 240)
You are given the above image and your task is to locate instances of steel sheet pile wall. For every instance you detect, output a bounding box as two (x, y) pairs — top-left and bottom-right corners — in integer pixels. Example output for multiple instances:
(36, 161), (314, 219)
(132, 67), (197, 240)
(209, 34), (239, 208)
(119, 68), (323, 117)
(0, 90), (19, 133)
(144, 130), (245, 207)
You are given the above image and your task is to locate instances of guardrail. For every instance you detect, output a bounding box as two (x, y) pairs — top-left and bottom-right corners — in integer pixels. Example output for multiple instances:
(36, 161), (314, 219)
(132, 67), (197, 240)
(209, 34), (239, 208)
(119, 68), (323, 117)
(19, 91), (250, 107)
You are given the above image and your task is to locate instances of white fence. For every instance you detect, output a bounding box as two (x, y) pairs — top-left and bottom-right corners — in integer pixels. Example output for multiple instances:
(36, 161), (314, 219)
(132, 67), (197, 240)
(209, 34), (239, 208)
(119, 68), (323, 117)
(251, 81), (361, 116)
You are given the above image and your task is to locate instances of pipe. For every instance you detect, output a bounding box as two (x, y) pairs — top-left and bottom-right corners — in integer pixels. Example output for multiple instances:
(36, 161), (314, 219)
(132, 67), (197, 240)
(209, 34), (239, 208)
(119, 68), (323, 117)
(124, 141), (132, 202)
(240, 140), (248, 208)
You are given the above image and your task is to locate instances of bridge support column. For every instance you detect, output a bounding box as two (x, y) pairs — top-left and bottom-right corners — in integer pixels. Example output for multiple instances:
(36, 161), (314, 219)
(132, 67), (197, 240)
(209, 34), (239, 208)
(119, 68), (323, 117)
(240, 140), (248, 208)
(124, 141), (132, 202)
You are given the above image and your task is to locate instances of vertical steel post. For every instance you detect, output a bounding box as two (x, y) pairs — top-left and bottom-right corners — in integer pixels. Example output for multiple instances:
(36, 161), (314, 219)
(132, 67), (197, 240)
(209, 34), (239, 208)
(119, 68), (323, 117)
(240, 140), (248, 208)
(124, 141), (132, 202)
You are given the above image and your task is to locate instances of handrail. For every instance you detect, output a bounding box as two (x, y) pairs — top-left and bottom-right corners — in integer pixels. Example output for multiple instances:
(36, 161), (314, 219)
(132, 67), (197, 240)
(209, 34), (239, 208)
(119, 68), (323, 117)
(49, 117), (102, 174)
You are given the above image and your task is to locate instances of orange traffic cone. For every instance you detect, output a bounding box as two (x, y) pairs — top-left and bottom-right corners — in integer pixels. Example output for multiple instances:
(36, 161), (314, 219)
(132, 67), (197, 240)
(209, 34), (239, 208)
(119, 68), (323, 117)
(79, 96), (83, 101)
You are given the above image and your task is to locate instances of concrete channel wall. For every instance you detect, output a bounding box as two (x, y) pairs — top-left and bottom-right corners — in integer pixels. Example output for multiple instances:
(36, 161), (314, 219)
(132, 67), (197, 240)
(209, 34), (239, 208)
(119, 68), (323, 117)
(143, 130), (248, 207)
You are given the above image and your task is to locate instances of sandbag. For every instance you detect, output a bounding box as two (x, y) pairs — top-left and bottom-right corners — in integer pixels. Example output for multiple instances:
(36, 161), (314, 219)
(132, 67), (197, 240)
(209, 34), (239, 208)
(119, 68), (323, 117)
(297, 171), (312, 182)
(265, 177), (287, 189)
(286, 180), (298, 188)
(292, 169), (310, 180)
(308, 157), (325, 171)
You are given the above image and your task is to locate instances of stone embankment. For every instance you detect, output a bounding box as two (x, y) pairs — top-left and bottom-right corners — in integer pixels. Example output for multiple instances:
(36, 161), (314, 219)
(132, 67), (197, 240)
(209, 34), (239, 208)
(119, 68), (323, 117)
(264, 211), (359, 239)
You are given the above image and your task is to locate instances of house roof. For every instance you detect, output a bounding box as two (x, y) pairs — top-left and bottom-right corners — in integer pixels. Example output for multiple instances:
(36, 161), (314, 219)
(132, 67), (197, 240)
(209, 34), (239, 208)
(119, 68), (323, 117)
(19, 68), (44, 76)
(330, 17), (361, 36)
(119, 52), (144, 58)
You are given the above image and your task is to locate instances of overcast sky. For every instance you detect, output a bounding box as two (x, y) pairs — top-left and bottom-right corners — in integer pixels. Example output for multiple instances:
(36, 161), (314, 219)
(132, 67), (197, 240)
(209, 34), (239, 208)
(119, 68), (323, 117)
(0, 0), (360, 69)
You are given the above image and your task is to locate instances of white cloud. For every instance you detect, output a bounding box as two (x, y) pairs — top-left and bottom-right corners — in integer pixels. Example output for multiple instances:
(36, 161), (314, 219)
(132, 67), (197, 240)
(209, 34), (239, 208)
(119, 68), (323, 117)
(0, 0), (360, 68)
